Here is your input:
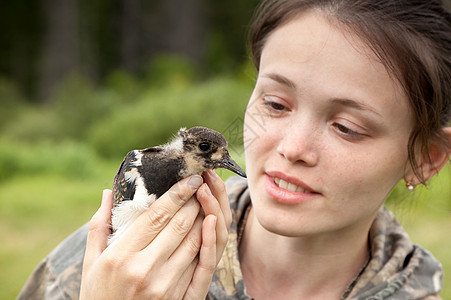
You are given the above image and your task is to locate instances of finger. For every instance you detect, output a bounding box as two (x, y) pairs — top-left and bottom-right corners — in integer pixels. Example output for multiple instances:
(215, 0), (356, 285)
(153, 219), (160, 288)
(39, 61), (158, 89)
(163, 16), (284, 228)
(83, 189), (113, 272)
(203, 170), (232, 228)
(196, 183), (229, 262)
(170, 257), (199, 300)
(140, 212), (202, 300)
(164, 211), (203, 273)
(152, 212), (203, 299)
(117, 175), (203, 251)
(184, 215), (217, 300)
(140, 197), (201, 262)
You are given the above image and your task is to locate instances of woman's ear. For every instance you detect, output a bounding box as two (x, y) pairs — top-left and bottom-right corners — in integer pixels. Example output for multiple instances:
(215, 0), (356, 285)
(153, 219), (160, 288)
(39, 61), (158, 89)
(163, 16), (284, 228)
(409, 127), (451, 183)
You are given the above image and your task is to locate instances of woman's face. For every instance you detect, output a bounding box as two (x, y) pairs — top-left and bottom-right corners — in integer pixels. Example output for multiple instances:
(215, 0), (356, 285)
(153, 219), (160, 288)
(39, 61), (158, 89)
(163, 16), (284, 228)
(244, 11), (414, 237)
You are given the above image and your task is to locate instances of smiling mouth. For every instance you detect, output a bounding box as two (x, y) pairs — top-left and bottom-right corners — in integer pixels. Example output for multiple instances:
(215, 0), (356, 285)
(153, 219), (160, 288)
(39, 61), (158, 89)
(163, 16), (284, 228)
(273, 177), (312, 193)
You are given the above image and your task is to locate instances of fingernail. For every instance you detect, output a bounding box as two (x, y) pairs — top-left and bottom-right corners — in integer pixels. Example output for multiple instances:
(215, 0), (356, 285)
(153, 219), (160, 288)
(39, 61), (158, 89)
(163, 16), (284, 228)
(208, 169), (218, 178)
(208, 215), (217, 229)
(101, 189), (109, 205)
(187, 175), (203, 189)
(202, 183), (213, 196)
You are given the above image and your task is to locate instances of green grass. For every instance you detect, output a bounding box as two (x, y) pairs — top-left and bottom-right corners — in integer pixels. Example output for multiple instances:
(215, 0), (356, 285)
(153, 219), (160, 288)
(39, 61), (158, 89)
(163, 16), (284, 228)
(0, 162), (116, 299)
(1, 157), (449, 299)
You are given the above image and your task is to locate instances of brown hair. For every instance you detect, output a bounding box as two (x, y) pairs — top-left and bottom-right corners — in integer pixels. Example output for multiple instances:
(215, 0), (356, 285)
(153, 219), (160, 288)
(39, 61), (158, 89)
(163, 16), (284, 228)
(249, 0), (451, 184)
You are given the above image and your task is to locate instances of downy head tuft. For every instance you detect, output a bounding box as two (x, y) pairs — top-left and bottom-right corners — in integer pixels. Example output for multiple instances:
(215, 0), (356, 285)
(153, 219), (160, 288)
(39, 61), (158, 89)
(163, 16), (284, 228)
(177, 126), (246, 177)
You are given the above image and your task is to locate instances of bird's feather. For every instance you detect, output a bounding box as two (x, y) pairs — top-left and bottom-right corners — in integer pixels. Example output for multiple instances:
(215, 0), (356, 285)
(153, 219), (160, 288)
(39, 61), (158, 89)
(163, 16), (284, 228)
(112, 151), (135, 205)
(140, 146), (165, 154)
(108, 127), (246, 246)
(112, 147), (164, 206)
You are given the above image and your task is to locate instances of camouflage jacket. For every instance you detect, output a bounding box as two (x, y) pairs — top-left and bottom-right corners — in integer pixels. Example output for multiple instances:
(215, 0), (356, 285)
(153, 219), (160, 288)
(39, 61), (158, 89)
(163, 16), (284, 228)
(18, 176), (443, 299)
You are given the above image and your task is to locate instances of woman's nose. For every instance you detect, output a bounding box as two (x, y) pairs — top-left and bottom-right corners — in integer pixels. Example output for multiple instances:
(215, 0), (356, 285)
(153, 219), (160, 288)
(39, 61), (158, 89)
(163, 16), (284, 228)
(276, 121), (319, 166)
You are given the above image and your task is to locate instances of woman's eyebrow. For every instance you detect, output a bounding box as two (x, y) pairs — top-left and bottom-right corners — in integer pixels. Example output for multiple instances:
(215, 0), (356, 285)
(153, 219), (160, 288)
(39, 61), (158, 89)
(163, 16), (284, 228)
(261, 72), (382, 117)
(261, 72), (297, 89)
(332, 98), (382, 117)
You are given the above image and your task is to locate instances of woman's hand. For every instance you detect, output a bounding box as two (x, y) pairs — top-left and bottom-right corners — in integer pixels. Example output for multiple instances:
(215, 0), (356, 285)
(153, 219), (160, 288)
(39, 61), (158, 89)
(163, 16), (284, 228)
(80, 171), (231, 299)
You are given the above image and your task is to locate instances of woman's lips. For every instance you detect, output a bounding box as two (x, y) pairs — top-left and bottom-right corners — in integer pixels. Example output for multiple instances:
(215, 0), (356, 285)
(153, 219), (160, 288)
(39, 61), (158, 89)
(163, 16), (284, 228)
(264, 172), (319, 204)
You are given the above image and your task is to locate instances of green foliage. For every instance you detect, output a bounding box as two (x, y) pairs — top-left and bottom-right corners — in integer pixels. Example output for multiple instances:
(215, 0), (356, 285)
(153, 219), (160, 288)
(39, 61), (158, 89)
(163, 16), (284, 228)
(2, 107), (61, 142)
(50, 74), (109, 139)
(2, 56), (253, 154)
(0, 77), (27, 130)
(0, 139), (99, 182)
(104, 69), (143, 99)
(88, 76), (251, 158)
(143, 54), (199, 88)
(205, 0), (260, 74)
(3, 74), (117, 142)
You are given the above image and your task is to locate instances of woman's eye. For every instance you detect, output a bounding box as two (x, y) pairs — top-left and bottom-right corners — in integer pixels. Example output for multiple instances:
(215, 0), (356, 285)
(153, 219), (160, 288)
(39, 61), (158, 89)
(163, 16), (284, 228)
(266, 102), (286, 111)
(333, 122), (364, 139)
(262, 95), (289, 112)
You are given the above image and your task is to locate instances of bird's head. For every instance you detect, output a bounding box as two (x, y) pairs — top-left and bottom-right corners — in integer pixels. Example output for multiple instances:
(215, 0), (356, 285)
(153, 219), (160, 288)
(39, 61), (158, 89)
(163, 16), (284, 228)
(175, 127), (246, 177)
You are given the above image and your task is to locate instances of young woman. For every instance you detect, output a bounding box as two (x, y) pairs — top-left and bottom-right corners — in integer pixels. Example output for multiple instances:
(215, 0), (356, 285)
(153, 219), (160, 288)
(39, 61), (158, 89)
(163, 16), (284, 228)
(19, 0), (450, 299)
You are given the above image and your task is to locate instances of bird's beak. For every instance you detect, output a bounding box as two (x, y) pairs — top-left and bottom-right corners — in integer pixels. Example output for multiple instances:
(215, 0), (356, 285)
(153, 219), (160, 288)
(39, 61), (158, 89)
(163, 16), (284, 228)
(221, 155), (246, 178)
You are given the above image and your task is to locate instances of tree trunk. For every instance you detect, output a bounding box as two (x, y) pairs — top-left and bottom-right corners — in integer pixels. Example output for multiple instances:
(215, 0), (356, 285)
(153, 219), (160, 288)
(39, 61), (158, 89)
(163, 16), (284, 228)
(39, 0), (80, 102)
(119, 0), (207, 73)
(119, 0), (143, 73)
(156, 0), (207, 63)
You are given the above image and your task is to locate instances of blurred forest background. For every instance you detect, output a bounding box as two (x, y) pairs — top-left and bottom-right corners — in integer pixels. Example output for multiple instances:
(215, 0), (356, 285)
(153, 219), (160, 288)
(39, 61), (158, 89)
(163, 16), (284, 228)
(0, 0), (450, 299)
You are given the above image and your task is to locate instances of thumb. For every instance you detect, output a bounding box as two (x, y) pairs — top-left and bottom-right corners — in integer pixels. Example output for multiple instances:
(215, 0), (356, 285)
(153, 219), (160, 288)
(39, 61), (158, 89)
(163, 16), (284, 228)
(83, 189), (113, 272)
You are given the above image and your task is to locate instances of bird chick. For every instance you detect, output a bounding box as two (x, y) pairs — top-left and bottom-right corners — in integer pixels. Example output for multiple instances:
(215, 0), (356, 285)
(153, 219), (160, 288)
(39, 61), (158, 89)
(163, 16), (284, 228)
(108, 126), (246, 245)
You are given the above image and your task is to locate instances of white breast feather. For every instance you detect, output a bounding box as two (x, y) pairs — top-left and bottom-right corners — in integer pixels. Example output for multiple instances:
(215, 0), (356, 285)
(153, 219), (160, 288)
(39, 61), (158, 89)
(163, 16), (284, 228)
(108, 175), (157, 245)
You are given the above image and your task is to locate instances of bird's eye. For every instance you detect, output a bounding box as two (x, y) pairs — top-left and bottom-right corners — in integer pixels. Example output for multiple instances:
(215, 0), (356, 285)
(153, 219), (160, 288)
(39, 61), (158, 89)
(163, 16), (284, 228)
(199, 142), (210, 152)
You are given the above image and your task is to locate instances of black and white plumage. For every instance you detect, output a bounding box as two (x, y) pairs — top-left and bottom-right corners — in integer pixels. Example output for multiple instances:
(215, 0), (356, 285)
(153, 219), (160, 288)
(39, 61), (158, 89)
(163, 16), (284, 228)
(108, 126), (246, 245)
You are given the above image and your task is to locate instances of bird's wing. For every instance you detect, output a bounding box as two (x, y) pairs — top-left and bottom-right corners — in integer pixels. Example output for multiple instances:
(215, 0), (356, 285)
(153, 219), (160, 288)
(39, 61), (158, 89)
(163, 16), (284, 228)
(112, 147), (164, 206)
(141, 146), (164, 153)
(112, 151), (138, 205)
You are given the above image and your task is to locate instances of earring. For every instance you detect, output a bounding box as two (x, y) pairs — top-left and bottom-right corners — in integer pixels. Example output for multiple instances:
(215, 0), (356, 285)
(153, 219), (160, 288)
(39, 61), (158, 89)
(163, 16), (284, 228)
(406, 179), (415, 191)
